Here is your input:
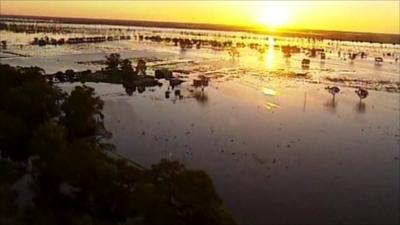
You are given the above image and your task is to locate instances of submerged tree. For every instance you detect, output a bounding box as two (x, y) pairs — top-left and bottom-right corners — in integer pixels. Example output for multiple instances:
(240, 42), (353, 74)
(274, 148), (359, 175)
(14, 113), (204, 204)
(105, 53), (122, 71)
(120, 58), (136, 87)
(65, 69), (75, 83)
(135, 59), (146, 76)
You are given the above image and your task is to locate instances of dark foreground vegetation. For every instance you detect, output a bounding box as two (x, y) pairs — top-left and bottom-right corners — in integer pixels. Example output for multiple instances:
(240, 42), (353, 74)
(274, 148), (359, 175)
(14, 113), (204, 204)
(0, 64), (235, 225)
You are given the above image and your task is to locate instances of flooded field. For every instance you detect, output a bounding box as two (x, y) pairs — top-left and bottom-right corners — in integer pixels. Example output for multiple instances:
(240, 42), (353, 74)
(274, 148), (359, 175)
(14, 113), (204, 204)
(1, 21), (400, 224)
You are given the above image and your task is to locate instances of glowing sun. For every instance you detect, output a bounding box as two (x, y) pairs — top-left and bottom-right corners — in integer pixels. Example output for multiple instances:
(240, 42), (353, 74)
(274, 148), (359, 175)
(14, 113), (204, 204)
(258, 5), (289, 29)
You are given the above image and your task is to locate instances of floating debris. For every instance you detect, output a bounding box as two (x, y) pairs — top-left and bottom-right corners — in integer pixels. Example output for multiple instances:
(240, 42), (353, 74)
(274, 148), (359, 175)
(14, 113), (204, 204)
(252, 153), (265, 165)
(264, 102), (280, 111)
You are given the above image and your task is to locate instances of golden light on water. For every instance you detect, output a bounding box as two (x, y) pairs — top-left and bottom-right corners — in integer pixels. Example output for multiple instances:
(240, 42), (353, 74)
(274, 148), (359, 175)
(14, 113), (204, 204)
(0, 1), (399, 34)
(264, 102), (280, 111)
(266, 37), (275, 69)
(262, 87), (279, 96)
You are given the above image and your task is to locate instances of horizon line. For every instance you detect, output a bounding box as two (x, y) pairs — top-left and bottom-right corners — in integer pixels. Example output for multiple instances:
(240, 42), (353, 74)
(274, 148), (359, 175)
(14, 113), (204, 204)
(1, 13), (399, 43)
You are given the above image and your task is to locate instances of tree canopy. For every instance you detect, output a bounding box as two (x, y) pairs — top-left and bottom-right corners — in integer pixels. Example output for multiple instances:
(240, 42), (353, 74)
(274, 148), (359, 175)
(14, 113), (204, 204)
(0, 64), (235, 225)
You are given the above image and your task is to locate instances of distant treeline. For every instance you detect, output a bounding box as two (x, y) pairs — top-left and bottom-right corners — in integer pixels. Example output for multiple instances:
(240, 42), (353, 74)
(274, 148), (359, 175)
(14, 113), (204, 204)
(1, 14), (399, 44)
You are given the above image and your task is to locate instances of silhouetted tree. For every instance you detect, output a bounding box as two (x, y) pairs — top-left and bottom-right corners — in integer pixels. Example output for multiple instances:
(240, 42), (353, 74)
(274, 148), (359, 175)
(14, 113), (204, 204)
(0, 64), (64, 161)
(136, 59), (146, 76)
(0, 159), (23, 225)
(120, 59), (136, 87)
(65, 69), (75, 83)
(105, 53), (121, 71)
(61, 85), (109, 141)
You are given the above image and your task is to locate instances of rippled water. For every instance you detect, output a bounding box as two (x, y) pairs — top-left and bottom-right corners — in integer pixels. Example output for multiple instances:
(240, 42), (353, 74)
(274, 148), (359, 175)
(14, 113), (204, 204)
(1, 27), (399, 87)
(2, 23), (400, 224)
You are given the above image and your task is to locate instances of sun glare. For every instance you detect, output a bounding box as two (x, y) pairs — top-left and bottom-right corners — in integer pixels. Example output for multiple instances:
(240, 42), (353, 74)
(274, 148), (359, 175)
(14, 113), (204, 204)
(257, 4), (290, 30)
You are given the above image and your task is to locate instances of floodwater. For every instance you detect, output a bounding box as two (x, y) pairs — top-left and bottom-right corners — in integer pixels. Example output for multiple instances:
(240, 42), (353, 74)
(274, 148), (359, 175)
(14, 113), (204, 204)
(1, 22), (400, 224)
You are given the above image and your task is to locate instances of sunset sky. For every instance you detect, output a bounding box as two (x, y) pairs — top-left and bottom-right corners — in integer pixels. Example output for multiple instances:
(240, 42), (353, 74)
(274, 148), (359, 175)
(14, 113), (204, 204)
(1, 1), (399, 34)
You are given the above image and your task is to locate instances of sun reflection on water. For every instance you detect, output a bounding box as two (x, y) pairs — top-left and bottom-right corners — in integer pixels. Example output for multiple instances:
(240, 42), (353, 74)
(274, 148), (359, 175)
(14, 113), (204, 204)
(266, 36), (275, 69)
(262, 87), (279, 96)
